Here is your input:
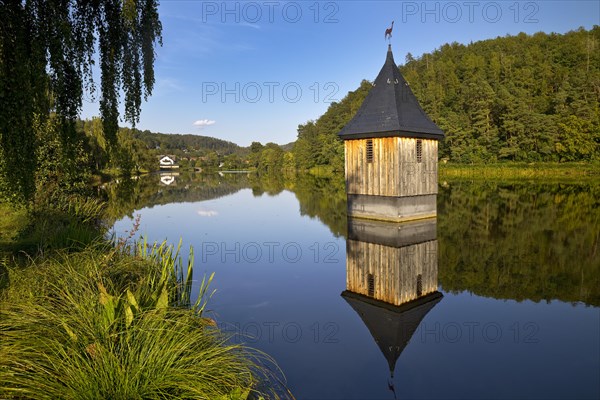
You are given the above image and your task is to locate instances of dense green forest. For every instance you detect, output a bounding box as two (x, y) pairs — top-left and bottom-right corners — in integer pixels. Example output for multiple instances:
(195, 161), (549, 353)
(293, 26), (600, 169)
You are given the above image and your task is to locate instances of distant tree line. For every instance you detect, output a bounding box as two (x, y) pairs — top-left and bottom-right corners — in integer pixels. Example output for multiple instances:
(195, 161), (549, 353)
(247, 142), (295, 173)
(292, 26), (600, 169)
(78, 122), (298, 174)
(133, 130), (242, 155)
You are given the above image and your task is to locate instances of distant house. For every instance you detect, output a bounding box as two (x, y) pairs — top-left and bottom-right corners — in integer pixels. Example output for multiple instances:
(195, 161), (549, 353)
(159, 155), (175, 165)
(159, 155), (179, 169)
(160, 174), (176, 186)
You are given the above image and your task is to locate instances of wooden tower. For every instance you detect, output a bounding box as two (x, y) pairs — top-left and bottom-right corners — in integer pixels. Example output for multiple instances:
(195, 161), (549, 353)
(341, 218), (442, 379)
(338, 44), (444, 222)
(344, 218), (439, 306)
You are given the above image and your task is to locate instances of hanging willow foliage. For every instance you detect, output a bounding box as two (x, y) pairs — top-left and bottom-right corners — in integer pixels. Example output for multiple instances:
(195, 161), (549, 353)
(0, 0), (162, 201)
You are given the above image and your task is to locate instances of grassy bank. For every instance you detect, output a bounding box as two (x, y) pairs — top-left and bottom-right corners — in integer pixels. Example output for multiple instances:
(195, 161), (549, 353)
(439, 162), (599, 180)
(0, 199), (285, 399)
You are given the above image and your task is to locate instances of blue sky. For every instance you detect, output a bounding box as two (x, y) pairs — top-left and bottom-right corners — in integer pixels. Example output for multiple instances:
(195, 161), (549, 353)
(81, 0), (599, 147)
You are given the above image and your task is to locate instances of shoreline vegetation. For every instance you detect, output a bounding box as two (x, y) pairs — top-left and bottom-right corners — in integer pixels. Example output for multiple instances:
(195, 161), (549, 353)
(438, 161), (600, 180)
(298, 161), (600, 180)
(0, 197), (288, 399)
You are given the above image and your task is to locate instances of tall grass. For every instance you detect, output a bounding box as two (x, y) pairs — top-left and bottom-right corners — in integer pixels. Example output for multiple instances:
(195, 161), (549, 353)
(0, 240), (286, 399)
(439, 161), (600, 180)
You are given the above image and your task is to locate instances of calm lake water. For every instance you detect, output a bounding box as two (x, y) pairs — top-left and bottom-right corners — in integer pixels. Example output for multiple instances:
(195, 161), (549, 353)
(109, 172), (599, 400)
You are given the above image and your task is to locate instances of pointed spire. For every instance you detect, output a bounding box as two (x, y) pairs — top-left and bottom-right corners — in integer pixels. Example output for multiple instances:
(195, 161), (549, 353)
(342, 291), (443, 376)
(338, 45), (444, 140)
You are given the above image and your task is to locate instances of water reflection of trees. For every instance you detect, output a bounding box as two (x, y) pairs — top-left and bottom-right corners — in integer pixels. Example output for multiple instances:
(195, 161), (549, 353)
(248, 173), (347, 236)
(291, 174), (347, 237)
(101, 172), (251, 222)
(438, 180), (600, 306)
(303, 177), (599, 305)
(102, 173), (599, 305)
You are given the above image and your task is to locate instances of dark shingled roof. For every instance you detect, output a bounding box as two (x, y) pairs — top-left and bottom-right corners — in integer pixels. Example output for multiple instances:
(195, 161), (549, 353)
(338, 45), (444, 140)
(342, 290), (443, 376)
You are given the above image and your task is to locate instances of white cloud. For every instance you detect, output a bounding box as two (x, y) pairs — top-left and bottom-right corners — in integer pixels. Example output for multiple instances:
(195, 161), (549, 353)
(239, 22), (261, 30)
(197, 208), (218, 217)
(193, 119), (216, 128)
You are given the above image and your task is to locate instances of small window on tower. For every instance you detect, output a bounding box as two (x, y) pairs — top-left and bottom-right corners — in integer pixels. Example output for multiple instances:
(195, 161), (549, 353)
(416, 274), (423, 297)
(416, 139), (423, 163)
(367, 273), (375, 297)
(366, 139), (374, 163)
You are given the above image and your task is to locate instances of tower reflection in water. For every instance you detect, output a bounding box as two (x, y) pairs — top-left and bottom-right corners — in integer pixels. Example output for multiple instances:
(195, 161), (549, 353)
(341, 218), (442, 395)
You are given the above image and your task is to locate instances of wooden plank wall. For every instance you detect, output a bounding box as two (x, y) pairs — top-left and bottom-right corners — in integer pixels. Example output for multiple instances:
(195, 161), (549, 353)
(345, 137), (398, 197)
(398, 138), (438, 196)
(346, 240), (438, 306)
(345, 138), (438, 197)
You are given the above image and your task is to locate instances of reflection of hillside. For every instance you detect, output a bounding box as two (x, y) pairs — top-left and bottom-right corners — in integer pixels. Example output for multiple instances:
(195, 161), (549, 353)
(249, 173), (347, 237)
(248, 173), (285, 197)
(102, 172), (251, 221)
(299, 176), (600, 306)
(438, 180), (600, 306)
(290, 174), (347, 238)
(103, 172), (600, 306)
(102, 173), (348, 237)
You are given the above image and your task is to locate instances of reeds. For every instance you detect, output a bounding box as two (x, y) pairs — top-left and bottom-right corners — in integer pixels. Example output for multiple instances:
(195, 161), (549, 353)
(0, 240), (283, 399)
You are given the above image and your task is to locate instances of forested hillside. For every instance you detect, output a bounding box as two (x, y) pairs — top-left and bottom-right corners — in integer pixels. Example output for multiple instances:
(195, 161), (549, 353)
(293, 27), (600, 168)
(133, 130), (242, 155)
(76, 117), (246, 175)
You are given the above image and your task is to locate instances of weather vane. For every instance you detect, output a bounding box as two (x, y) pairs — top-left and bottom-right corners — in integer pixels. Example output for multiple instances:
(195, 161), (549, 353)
(385, 21), (394, 41)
